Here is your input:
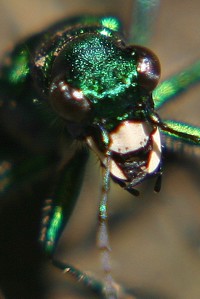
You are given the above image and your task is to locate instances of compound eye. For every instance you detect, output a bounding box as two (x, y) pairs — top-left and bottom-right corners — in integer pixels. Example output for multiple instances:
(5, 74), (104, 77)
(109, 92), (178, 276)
(130, 45), (161, 91)
(49, 75), (91, 123)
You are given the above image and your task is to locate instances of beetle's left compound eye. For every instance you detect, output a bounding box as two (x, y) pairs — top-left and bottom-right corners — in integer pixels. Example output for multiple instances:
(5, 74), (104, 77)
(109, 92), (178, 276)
(129, 45), (161, 92)
(49, 75), (91, 123)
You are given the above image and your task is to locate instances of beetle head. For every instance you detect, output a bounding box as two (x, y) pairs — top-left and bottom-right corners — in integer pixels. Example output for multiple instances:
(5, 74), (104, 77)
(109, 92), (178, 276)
(49, 29), (160, 138)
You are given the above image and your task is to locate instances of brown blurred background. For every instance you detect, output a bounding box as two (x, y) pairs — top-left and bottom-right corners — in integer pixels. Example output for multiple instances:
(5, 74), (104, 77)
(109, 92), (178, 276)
(0, 1), (200, 298)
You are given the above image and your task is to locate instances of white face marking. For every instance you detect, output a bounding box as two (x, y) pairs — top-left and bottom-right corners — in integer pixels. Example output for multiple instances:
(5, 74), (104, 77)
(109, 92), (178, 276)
(146, 127), (161, 174)
(109, 121), (152, 154)
(86, 121), (162, 184)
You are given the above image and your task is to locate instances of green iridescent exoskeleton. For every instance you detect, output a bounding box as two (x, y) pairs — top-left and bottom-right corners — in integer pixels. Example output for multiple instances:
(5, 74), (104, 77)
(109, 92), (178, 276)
(0, 14), (200, 298)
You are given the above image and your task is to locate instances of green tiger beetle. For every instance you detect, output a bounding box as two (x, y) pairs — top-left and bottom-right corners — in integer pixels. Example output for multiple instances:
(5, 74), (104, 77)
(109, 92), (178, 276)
(0, 15), (200, 298)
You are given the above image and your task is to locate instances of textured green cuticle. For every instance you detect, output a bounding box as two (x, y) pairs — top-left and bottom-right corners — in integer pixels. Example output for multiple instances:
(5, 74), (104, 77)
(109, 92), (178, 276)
(66, 35), (137, 101)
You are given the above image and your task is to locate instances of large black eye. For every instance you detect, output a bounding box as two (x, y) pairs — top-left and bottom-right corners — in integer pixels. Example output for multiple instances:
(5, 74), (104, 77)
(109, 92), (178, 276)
(49, 75), (91, 123)
(128, 45), (161, 91)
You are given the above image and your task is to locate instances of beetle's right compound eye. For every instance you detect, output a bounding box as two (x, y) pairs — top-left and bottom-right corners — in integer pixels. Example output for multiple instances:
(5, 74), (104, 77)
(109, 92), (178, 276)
(127, 45), (161, 92)
(49, 75), (91, 123)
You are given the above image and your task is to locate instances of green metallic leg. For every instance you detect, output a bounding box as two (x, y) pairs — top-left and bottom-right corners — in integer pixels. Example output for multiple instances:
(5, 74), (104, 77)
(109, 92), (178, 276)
(161, 120), (200, 144)
(149, 112), (200, 145)
(52, 152), (122, 299)
(39, 147), (109, 296)
(153, 60), (200, 109)
(161, 120), (200, 155)
(39, 147), (89, 255)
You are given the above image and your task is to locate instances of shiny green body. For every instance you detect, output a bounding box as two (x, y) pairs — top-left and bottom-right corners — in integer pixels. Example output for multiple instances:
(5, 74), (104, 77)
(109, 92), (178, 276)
(0, 15), (200, 299)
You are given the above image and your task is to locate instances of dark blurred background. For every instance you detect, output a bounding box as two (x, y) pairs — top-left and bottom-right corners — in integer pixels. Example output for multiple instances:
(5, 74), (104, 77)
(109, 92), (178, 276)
(0, 1), (200, 298)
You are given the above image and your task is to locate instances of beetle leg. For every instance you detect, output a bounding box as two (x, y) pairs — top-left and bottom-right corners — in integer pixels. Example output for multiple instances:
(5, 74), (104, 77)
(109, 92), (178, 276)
(149, 112), (200, 145)
(153, 60), (200, 110)
(161, 120), (200, 145)
(52, 259), (106, 297)
(41, 149), (118, 297)
(39, 147), (111, 294)
(97, 151), (119, 298)
(39, 147), (89, 255)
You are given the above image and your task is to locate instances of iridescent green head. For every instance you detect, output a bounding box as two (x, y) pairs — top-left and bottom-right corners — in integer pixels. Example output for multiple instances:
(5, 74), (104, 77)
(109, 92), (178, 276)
(48, 17), (160, 136)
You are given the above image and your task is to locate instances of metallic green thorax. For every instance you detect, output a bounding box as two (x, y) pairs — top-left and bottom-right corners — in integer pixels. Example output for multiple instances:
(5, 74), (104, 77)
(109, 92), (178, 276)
(34, 16), (146, 129)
